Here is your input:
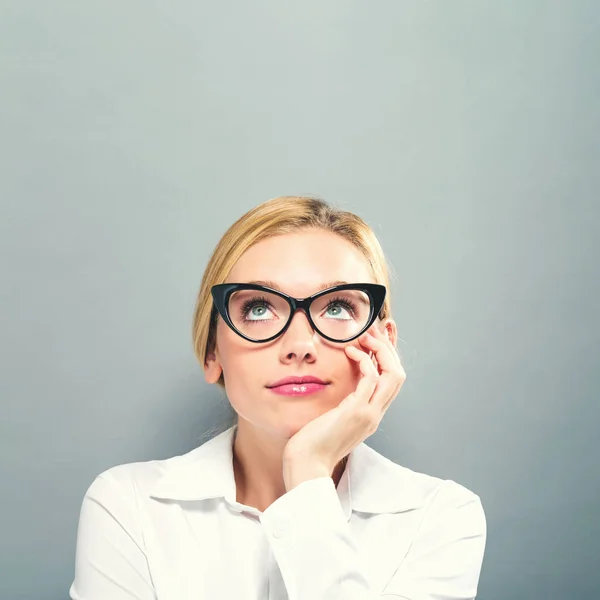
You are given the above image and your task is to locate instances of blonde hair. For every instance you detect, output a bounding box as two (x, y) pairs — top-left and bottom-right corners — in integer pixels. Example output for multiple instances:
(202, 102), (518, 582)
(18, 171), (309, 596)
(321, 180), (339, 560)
(192, 195), (395, 389)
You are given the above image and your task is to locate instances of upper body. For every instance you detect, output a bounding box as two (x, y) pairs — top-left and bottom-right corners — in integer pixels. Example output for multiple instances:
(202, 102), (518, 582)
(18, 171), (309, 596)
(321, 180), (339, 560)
(69, 424), (486, 600)
(70, 196), (487, 599)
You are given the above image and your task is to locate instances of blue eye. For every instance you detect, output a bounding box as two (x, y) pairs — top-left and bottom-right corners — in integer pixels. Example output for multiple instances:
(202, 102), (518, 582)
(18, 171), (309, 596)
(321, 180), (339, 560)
(324, 297), (357, 319)
(240, 296), (274, 322)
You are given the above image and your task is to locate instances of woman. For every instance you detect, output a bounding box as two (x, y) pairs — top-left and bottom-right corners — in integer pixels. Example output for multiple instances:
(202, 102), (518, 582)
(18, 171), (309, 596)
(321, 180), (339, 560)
(69, 196), (487, 600)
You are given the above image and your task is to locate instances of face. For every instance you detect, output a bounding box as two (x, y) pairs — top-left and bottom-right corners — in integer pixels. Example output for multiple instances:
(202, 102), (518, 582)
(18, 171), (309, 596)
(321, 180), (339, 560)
(204, 230), (397, 441)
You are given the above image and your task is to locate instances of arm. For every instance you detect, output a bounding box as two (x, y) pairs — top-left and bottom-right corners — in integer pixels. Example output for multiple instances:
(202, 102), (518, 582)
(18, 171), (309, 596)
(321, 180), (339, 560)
(69, 472), (157, 600)
(260, 477), (486, 600)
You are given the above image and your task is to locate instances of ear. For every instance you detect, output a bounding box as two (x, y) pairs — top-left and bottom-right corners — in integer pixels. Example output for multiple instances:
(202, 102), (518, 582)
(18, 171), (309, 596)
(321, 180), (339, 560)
(378, 318), (398, 347)
(203, 344), (223, 384)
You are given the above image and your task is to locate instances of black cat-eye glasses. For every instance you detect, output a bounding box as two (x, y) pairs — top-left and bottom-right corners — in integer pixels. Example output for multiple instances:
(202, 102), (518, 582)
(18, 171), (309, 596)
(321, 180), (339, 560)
(210, 282), (386, 343)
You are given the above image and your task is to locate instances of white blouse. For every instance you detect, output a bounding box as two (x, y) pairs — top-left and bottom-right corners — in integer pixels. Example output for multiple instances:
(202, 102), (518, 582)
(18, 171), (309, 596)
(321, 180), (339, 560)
(69, 425), (486, 600)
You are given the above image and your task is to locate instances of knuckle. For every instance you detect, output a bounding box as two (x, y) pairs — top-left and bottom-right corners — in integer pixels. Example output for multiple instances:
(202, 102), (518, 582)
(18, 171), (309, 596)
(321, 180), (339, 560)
(357, 408), (374, 426)
(395, 367), (406, 381)
(367, 414), (380, 433)
(366, 406), (380, 424)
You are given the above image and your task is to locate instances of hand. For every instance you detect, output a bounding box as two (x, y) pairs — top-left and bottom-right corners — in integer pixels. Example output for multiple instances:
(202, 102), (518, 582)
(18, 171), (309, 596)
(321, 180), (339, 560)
(282, 323), (406, 491)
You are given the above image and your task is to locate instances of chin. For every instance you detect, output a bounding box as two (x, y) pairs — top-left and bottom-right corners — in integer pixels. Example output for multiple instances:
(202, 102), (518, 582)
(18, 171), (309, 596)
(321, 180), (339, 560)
(268, 409), (321, 436)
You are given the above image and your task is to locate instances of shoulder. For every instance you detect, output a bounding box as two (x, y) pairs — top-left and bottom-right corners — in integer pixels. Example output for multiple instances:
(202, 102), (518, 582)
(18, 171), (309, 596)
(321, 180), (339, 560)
(79, 426), (238, 508)
(394, 462), (486, 535)
(394, 460), (484, 514)
(80, 446), (202, 508)
(352, 441), (484, 518)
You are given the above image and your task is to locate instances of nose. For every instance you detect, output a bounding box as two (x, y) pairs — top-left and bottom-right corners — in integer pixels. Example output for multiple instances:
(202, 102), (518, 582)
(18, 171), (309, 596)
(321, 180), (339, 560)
(278, 309), (318, 362)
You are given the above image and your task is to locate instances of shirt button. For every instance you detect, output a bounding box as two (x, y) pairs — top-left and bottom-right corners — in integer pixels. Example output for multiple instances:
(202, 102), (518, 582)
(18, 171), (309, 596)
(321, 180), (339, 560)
(272, 518), (290, 538)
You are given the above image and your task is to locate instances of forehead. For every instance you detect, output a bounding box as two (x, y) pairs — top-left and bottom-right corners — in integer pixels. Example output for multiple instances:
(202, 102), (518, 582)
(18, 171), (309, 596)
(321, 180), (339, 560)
(226, 230), (374, 295)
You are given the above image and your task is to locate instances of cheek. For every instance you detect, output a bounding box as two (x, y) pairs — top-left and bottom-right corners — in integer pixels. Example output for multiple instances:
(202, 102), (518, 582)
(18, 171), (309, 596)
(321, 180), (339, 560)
(215, 329), (257, 385)
(219, 339), (270, 401)
(329, 349), (364, 401)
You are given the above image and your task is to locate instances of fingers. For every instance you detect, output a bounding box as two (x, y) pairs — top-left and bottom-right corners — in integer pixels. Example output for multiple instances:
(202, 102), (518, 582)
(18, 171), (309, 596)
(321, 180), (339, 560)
(357, 327), (406, 408)
(359, 329), (398, 373)
(344, 345), (379, 401)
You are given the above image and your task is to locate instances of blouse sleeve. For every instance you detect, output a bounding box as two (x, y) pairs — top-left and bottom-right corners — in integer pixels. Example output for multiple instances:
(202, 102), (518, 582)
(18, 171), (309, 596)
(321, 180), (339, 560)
(69, 472), (157, 600)
(260, 477), (486, 600)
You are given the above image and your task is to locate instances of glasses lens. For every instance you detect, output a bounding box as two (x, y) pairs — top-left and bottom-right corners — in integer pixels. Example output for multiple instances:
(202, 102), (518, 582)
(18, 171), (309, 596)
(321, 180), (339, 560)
(228, 290), (291, 341)
(227, 288), (372, 341)
(309, 289), (372, 340)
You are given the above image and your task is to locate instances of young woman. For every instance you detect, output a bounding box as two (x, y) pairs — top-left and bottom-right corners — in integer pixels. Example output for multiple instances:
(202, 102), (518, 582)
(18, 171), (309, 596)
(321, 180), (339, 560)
(69, 196), (487, 600)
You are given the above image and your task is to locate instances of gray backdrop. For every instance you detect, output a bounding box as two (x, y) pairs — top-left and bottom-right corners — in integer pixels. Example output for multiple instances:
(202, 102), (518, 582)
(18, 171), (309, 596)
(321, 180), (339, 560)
(1, 2), (598, 599)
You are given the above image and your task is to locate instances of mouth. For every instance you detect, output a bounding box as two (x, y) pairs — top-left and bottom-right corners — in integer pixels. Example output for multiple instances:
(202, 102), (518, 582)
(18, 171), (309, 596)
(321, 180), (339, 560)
(267, 381), (330, 396)
(266, 375), (329, 388)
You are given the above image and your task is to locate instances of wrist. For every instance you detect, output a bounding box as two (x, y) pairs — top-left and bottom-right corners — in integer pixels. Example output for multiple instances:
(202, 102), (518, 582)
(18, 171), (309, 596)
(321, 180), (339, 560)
(282, 456), (331, 492)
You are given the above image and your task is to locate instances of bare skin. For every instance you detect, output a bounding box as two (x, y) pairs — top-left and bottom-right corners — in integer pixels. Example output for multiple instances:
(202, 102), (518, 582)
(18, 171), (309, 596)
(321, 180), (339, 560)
(204, 229), (396, 512)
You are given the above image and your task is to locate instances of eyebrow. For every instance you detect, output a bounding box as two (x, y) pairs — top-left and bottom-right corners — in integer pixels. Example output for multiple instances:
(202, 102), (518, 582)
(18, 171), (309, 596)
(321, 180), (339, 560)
(245, 280), (350, 293)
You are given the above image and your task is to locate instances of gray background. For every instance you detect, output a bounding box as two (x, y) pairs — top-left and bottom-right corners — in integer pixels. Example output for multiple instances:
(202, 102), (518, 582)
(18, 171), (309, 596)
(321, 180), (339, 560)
(1, 2), (598, 599)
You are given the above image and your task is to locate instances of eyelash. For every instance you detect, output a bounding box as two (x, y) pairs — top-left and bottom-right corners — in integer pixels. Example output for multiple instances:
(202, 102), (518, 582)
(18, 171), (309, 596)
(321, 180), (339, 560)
(239, 295), (358, 322)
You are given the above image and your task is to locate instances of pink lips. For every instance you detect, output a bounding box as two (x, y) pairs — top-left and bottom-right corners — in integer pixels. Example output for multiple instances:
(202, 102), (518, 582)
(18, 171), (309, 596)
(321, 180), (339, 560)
(266, 376), (330, 396)
(268, 382), (328, 396)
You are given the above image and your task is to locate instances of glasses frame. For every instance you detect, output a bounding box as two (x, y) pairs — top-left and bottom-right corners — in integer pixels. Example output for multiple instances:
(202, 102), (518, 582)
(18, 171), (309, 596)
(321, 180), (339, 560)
(210, 282), (386, 344)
